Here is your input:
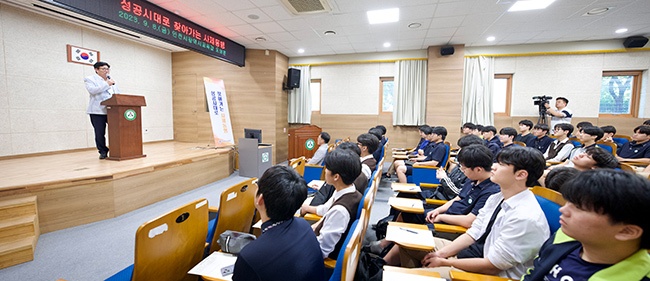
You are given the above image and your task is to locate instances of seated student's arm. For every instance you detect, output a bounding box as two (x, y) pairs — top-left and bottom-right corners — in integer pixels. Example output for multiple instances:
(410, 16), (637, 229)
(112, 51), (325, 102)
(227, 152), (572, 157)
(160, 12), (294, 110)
(316, 206), (350, 258)
(415, 159), (440, 167)
(425, 255), (502, 276)
(232, 254), (260, 281)
(301, 195), (333, 216)
(425, 196), (460, 223)
(434, 213), (477, 229)
(617, 156), (650, 164)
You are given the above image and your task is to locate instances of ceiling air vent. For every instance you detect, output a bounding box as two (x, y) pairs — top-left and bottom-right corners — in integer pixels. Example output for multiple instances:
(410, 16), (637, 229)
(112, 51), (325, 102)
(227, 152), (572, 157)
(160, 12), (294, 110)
(281, 0), (331, 15)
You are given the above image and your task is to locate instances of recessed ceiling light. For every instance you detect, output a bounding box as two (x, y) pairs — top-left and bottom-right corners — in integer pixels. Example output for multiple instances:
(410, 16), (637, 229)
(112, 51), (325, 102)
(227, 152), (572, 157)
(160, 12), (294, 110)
(248, 14), (260, 20)
(585, 7), (610, 16)
(615, 28), (628, 34)
(367, 8), (399, 24)
(508, 0), (556, 12)
(254, 37), (267, 42)
(323, 30), (337, 36)
(487, 36), (496, 41)
(298, 49), (305, 54)
(408, 22), (422, 29)
(383, 42), (391, 48)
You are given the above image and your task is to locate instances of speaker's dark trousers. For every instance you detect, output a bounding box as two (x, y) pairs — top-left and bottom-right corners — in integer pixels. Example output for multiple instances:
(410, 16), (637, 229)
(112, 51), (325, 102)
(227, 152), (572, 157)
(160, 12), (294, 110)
(90, 114), (109, 155)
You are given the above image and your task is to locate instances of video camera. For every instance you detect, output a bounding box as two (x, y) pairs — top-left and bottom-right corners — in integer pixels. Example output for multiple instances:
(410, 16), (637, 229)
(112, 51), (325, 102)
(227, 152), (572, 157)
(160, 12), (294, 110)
(532, 95), (552, 114)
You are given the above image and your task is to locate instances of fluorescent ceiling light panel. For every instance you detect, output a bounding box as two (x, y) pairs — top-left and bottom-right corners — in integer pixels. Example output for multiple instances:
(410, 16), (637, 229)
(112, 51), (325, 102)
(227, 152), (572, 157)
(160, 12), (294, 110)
(508, 0), (556, 12)
(367, 8), (399, 24)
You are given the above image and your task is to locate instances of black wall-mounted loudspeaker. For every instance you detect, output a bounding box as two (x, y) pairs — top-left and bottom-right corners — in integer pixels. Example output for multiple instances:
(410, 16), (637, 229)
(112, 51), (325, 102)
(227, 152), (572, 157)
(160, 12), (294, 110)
(440, 46), (455, 56)
(287, 68), (301, 89)
(623, 36), (649, 48)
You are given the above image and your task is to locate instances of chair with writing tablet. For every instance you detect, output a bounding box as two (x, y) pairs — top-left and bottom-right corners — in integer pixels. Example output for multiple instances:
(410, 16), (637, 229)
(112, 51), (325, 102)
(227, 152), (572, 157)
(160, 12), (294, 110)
(106, 198), (209, 281)
(289, 156), (306, 177)
(408, 143), (450, 187)
(206, 178), (257, 254)
(303, 144), (336, 186)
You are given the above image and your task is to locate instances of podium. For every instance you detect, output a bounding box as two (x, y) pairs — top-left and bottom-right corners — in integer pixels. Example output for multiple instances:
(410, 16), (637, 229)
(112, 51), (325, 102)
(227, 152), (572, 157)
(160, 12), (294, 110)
(238, 138), (272, 178)
(101, 94), (147, 161)
(288, 125), (322, 160)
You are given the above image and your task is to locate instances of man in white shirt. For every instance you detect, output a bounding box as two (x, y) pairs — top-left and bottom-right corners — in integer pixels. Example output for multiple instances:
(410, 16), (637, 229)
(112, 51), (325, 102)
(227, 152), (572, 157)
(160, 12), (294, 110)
(401, 146), (550, 280)
(84, 62), (120, 159)
(300, 148), (362, 259)
(544, 123), (575, 162)
(307, 132), (330, 165)
(545, 97), (572, 133)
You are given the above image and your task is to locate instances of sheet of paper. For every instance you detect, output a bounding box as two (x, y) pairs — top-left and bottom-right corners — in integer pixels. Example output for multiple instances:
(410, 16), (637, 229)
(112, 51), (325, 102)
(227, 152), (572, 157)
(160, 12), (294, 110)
(384, 224), (435, 248)
(383, 270), (446, 281)
(188, 251), (237, 280)
(388, 197), (423, 209)
(307, 180), (325, 187)
(391, 182), (421, 192)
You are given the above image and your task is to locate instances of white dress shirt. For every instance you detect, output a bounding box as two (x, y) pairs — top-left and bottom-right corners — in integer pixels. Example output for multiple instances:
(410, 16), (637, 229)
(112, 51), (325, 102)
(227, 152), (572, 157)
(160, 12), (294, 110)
(466, 190), (550, 279)
(84, 73), (120, 115)
(360, 154), (374, 179)
(315, 184), (356, 258)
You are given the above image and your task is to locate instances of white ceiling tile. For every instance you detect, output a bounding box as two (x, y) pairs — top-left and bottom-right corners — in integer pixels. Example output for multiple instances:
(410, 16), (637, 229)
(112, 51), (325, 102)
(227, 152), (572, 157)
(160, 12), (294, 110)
(232, 8), (274, 23)
(260, 5), (295, 21)
(212, 0), (256, 11)
(276, 19), (312, 31)
(252, 22), (286, 33)
(251, 0), (280, 8)
(228, 24), (263, 36)
(427, 27), (458, 37)
(266, 32), (298, 42)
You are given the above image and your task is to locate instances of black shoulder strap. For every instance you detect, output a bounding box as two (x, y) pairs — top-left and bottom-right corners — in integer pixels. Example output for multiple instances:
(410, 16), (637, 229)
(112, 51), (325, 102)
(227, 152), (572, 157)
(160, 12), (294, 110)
(476, 199), (504, 244)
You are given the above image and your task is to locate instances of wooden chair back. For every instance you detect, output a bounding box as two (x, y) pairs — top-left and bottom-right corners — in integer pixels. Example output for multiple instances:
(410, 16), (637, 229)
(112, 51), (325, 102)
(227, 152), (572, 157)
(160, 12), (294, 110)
(209, 178), (258, 253)
(289, 156), (306, 176)
(595, 141), (617, 156)
(513, 141), (526, 147)
(341, 209), (368, 281)
(133, 199), (209, 281)
(531, 186), (566, 234)
(619, 162), (637, 173)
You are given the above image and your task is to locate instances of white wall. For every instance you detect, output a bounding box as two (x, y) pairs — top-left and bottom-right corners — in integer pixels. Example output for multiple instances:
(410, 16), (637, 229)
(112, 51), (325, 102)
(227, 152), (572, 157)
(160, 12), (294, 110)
(0, 4), (173, 156)
(493, 51), (650, 118)
(311, 62), (395, 115)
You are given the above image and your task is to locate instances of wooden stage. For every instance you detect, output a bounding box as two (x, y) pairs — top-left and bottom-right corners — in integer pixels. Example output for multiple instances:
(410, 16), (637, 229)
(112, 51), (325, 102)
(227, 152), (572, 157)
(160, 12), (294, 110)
(0, 141), (234, 233)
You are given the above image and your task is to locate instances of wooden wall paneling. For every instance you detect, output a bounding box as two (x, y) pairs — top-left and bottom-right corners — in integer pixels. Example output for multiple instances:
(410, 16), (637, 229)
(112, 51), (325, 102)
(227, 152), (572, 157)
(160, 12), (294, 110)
(173, 74), (199, 142)
(427, 45), (465, 147)
(275, 52), (289, 162)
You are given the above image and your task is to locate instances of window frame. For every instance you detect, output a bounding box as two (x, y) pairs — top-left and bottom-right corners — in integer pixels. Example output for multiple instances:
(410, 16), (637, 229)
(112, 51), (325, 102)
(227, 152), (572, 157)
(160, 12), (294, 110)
(380, 76), (394, 114)
(494, 74), (513, 117)
(310, 78), (322, 112)
(599, 71), (642, 118)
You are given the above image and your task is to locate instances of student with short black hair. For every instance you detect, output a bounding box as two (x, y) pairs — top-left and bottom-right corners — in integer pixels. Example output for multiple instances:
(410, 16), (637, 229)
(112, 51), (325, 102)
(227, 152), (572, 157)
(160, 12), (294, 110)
(308, 142), (366, 205)
(462, 122), (477, 136)
(545, 97), (572, 133)
(301, 149), (362, 259)
(543, 166), (578, 191)
(575, 121), (593, 136)
(600, 125), (617, 143)
(515, 119), (536, 144)
(357, 133), (379, 181)
(567, 146), (619, 171)
(644, 120), (650, 126)
(402, 147), (550, 279)
(372, 125), (388, 162)
(544, 123), (575, 162)
(522, 169), (650, 281)
(617, 125), (650, 164)
(233, 166), (325, 281)
(481, 125), (502, 157)
(560, 126), (604, 168)
(499, 127), (518, 148)
(526, 124), (554, 153)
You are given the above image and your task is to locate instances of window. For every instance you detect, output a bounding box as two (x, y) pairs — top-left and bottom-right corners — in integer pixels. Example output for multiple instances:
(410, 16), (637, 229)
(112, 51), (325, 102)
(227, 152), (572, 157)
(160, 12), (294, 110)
(310, 79), (321, 111)
(380, 77), (394, 113)
(599, 71), (642, 117)
(493, 74), (512, 116)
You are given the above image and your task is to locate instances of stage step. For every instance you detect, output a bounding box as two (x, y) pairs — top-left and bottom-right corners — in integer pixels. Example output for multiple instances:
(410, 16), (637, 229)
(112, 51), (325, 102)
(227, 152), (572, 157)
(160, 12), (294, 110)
(0, 196), (39, 270)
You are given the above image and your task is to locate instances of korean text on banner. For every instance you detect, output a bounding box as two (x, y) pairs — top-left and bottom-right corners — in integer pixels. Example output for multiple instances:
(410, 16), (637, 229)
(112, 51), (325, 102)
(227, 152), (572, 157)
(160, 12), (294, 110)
(203, 77), (234, 147)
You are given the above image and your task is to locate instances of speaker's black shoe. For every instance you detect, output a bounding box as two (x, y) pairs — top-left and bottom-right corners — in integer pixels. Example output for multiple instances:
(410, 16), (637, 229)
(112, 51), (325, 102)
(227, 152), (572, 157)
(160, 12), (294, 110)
(99, 153), (108, 159)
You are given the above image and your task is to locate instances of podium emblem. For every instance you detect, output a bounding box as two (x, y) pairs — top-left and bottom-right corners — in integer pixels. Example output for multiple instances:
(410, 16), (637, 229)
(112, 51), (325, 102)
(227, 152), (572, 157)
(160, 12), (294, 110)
(305, 138), (316, 150)
(261, 152), (269, 163)
(124, 109), (137, 121)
